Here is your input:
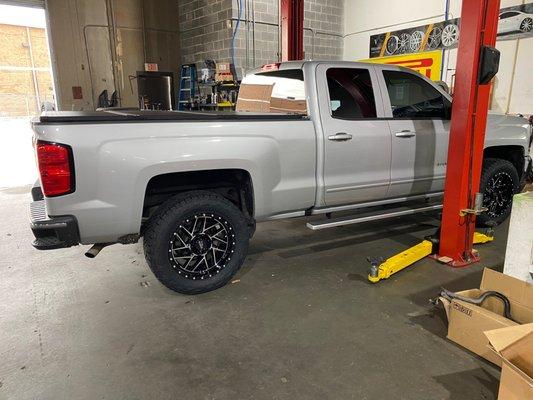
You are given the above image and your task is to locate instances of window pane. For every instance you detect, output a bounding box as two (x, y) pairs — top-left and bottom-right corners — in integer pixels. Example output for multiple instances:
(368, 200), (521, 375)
(239, 69), (307, 114)
(326, 68), (377, 119)
(383, 70), (446, 118)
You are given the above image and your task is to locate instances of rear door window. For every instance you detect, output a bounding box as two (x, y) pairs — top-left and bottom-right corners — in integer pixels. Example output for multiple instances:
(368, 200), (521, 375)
(238, 69), (307, 114)
(325, 68), (377, 119)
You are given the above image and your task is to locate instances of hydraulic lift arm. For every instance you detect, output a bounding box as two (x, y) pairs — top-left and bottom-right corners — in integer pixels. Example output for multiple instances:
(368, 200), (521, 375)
(368, 232), (494, 283)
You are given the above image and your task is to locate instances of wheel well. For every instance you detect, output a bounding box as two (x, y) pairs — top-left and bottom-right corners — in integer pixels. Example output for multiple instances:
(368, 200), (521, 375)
(484, 146), (524, 178)
(143, 169), (254, 221)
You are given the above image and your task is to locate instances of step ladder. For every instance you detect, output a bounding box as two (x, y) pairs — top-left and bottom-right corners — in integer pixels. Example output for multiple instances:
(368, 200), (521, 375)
(178, 64), (198, 110)
(306, 201), (443, 231)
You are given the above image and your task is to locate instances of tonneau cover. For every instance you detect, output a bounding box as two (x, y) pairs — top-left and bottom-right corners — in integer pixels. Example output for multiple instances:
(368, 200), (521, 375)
(37, 110), (307, 124)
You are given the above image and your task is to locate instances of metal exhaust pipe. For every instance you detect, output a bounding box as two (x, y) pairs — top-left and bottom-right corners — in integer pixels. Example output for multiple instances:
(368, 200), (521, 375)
(85, 243), (110, 258)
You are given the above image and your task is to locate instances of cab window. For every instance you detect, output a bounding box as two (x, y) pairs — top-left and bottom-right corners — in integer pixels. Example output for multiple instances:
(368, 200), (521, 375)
(326, 68), (377, 119)
(239, 69), (307, 114)
(383, 70), (450, 119)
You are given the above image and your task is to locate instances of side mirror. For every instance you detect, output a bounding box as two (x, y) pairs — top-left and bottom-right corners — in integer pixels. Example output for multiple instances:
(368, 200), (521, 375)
(435, 80), (450, 94)
(479, 46), (500, 85)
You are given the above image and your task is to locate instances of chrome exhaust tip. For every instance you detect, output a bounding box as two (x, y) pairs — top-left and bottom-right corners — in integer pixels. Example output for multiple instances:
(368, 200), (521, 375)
(85, 243), (110, 258)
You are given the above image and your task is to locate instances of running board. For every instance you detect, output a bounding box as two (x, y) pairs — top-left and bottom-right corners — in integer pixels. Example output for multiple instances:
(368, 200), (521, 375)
(306, 203), (443, 230)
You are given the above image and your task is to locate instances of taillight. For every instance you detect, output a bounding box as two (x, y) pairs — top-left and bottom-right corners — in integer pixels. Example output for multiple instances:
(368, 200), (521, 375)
(36, 141), (75, 197)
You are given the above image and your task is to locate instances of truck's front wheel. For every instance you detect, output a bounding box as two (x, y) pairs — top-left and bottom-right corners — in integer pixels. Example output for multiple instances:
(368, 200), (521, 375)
(143, 191), (250, 294)
(477, 158), (519, 227)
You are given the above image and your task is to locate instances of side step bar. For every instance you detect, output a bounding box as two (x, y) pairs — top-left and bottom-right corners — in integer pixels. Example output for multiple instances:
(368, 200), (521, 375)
(306, 203), (443, 230)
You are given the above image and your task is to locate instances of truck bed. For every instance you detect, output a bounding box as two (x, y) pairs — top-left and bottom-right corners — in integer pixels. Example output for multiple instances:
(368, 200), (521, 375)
(37, 110), (308, 124)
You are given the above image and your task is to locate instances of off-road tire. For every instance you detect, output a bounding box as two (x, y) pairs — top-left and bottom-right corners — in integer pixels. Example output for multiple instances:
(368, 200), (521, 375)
(143, 191), (250, 294)
(477, 158), (519, 227)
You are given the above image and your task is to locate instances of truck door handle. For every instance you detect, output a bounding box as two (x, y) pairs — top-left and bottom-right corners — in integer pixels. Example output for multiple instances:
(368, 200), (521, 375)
(395, 130), (416, 138)
(328, 132), (353, 141)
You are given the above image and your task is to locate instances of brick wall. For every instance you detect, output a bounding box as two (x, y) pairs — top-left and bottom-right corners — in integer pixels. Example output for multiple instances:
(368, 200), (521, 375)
(235, 0), (344, 69)
(0, 24), (54, 117)
(178, 0), (344, 78)
(303, 0), (343, 60)
(178, 0), (233, 66)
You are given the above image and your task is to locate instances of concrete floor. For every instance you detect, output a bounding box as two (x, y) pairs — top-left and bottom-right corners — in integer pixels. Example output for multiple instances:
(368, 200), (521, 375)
(0, 186), (508, 400)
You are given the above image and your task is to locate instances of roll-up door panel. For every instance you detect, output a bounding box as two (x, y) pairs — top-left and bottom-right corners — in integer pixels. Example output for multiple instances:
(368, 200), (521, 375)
(0, 1), (45, 9)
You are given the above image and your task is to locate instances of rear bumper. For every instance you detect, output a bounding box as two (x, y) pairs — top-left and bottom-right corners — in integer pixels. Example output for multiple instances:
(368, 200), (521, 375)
(30, 200), (80, 250)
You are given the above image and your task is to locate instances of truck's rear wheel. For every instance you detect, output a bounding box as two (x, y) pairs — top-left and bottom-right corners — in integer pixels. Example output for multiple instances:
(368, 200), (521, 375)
(143, 191), (250, 294)
(477, 158), (519, 227)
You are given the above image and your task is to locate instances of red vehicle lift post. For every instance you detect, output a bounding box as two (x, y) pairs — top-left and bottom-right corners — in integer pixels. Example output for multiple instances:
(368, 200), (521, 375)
(438, 0), (501, 266)
(280, 0), (304, 61)
(366, 0), (501, 283)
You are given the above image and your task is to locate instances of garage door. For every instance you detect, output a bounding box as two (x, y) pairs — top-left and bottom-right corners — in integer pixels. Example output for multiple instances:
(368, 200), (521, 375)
(0, 0), (44, 8)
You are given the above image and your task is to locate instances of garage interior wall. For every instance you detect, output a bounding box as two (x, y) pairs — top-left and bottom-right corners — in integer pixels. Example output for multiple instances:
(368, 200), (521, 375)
(45, 0), (531, 113)
(343, 0), (532, 115)
(179, 0), (344, 78)
(46, 0), (180, 111)
(229, 0), (344, 71)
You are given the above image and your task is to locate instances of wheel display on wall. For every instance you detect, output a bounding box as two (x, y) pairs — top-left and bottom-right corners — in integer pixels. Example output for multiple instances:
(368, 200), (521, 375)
(426, 26), (442, 50)
(409, 31), (425, 53)
(441, 23), (459, 47)
(385, 35), (399, 55)
(397, 33), (411, 53)
(520, 17), (533, 32)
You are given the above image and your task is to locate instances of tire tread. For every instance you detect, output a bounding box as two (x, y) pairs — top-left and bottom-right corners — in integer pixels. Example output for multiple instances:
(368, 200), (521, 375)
(477, 158), (519, 227)
(143, 191), (249, 294)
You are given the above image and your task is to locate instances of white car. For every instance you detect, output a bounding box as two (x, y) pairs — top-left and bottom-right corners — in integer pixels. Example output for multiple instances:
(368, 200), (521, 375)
(498, 10), (533, 34)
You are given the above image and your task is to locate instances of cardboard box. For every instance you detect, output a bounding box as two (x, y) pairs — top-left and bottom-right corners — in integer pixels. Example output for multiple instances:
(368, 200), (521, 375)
(215, 63), (234, 82)
(236, 84), (308, 115)
(269, 97), (307, 114)
(485, 324), (533, 400)
(236, 84), (273, 112)
(440, 268), (533, 366)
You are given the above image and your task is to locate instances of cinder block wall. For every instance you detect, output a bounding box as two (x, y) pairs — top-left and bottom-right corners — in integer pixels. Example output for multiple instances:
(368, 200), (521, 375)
(179, 0), (344, 78)
(178, 0), (233, 66)
(304, 0), (343, 60)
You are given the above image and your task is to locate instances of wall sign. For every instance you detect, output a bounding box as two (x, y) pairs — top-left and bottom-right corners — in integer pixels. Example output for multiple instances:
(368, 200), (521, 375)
(361, 51), (443, 81)
(369, 2), (533, 58)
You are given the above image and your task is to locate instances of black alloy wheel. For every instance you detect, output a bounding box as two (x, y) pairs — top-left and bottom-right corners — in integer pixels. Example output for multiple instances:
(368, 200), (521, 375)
(477, 158), (519, 227)
(144, 191), (250, 294)
(168, 213), (236, 280)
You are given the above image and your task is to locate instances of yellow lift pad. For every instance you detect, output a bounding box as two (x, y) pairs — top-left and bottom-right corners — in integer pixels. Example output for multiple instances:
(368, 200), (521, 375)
(368, 240), (433, 283)
(368, 232), (494, 283)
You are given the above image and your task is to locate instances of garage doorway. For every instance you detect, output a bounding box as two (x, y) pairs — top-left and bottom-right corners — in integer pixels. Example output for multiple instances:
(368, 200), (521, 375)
(0, 2), (55, 188)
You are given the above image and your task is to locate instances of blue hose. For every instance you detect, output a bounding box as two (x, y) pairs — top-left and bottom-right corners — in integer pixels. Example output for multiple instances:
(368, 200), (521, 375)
(231, 0), (243, 69)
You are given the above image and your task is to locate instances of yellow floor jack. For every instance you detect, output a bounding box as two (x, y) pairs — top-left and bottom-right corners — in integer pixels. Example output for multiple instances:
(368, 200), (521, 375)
(367, 228), (495, 283)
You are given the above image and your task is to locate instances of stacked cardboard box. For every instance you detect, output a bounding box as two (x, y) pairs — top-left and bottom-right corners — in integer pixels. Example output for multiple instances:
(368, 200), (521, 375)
(440, 268), (533, 365)
(236, 83), (307, 115)
(486, 324), (533, 399)
(215, 63), (234, 82)
(440, 269), (533, 399)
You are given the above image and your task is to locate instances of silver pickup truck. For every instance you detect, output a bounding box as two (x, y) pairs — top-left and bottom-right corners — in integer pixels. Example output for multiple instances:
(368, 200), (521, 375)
(30, 61), (532, 294)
